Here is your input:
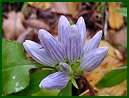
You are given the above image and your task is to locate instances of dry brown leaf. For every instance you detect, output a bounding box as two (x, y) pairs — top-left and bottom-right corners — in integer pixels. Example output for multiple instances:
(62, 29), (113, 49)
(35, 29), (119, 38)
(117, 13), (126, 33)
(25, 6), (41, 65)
(3, 11), (25, 39)
(24, 19), (50, 31)
(51, 2), (69, 14)
(28, 2), (79, 17)
(108, 2), (124, 29)
(50, 21), (58, 34)
(67, 2), (79, 18)
(27, 2), (51, 10)
(51, 2), (79, 17)
(17, 27), (33, 43)
(107, 28), (127, 48)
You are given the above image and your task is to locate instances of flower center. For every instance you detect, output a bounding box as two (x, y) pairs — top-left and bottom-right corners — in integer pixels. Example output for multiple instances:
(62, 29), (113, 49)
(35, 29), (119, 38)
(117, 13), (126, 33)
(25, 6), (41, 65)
(67, 59), (83, 77)
(55, 59), (84, 79)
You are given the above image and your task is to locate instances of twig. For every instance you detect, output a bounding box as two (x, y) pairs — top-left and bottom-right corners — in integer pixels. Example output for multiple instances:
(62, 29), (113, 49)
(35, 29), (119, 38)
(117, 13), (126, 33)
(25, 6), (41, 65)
(79, 90), (89, 96)
(84, 77), (95, 96)
(104, 3), (108, 40)
(85, 66), (127, 75)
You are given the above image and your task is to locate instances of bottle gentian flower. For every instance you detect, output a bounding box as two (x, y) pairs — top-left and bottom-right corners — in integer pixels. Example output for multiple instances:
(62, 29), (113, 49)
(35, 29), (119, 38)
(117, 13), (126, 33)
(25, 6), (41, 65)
(23, 15), (108, 90)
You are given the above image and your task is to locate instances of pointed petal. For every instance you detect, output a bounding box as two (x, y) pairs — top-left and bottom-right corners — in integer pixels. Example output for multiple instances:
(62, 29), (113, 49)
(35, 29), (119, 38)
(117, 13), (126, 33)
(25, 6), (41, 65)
(59, 63), (72, 73)
(64, 25), (83, 62)
(39, 72), (69, 90)
(80, 46), (108, 70)
(83, 30), (102, 54)
(23, 40), (57, 66)
(38, 29), (65, 62)
(58, 15), (70, 45)
(76, 16), (86, 44)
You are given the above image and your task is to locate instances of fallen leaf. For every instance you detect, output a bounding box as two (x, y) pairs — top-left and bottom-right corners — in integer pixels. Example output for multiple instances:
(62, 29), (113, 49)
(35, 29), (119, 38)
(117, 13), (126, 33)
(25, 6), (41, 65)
(17, 28), (33, 43)
(27, 2), (79, 17)
(24, 19), (50, 31)
(51, 2), (69, 14)
(27, 2), (51, 10)
(107, 28), (127, 48)
(108, 2), (124, 29)
(51, 2), (79, 17)
(2, 11), (25, 40)
(50, 21), (58, 34)
(67, 2), (79, 17)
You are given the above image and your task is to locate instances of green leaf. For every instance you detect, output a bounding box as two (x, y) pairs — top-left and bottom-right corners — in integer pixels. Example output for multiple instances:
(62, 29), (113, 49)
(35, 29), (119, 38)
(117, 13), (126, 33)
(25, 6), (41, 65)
(2, 40), (35, 95)
(58, 81), (72, 96)
(95, 69), (127, 87)
(32, 89), (60, 96)
(16, 70), (53, 95)
(71, 78), (79, 89)
(114, 8), (127, 17)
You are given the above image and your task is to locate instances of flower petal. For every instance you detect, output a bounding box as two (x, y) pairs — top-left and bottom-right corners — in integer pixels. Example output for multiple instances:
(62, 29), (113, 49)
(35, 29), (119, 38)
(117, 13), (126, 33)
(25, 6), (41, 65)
(83, 30), (102, 54)
(59, 63), (72, 73)
(58, 15), (70, 45)
(76, 16), (86, 44)
(64, 25), (83, 62)
(39, 72), (69, 90)
(38, 29), (65, 62)
(80, 46), (108, 70)
(23, 40), (57, 66)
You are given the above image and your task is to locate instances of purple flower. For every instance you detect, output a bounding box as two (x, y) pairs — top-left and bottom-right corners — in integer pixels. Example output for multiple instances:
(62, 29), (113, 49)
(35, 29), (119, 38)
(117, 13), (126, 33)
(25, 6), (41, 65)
(23, 15), (108, 90)
(39, 72), (69, 90)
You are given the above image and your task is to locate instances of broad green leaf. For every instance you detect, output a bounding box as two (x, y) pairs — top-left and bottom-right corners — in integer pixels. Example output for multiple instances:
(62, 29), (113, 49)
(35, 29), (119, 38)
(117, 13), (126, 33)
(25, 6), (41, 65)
(115, 8), (127, 17)
(32, 89), (60, 96)
(95, 69), (127, 87)
(58, 81), (72, 96)
(2, 40), (35, 95)
(71, 78), (79, 89)
(16, 70), (53, 95)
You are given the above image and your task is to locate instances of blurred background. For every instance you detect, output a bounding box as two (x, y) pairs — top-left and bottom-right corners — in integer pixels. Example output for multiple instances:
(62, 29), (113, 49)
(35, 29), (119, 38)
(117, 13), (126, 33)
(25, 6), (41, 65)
(2, 2), (127, 96)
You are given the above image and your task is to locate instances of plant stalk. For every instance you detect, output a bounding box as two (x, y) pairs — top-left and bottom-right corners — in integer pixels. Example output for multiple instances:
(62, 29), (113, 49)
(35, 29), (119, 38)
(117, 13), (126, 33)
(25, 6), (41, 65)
(84, 77), (95, 96)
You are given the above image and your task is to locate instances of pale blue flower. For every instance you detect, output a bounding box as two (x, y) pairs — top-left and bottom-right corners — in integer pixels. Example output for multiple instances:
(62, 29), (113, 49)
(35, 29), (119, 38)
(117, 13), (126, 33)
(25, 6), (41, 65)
(39, 72), (69, 90)
(23, 15), (108, 90)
